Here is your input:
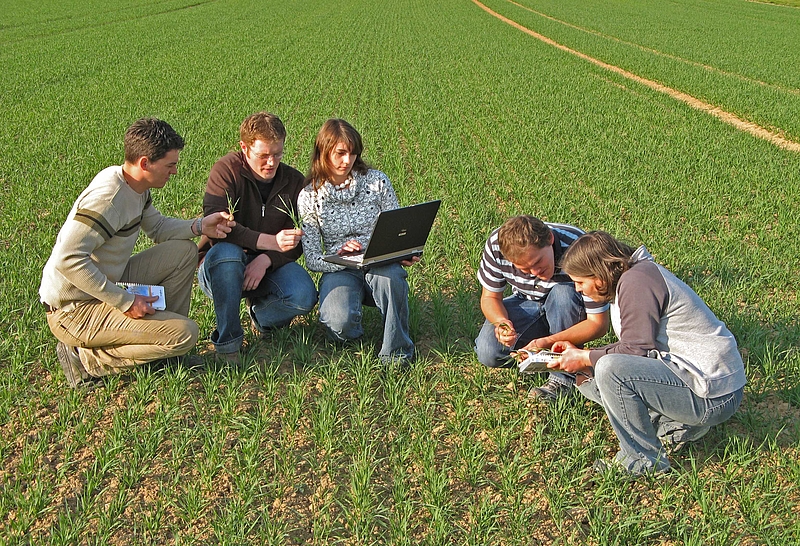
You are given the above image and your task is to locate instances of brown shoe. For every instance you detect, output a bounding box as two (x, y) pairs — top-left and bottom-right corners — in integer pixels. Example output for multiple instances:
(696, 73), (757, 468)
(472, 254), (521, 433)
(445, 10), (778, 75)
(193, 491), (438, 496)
(215, 350), (241, 363)
(56, 342), (89, 388)
(248, 305), (271, 339)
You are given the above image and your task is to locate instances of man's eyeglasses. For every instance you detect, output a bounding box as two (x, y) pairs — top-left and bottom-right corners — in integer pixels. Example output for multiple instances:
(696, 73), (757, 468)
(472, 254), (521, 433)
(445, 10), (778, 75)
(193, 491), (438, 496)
(248, 147), (284, 162)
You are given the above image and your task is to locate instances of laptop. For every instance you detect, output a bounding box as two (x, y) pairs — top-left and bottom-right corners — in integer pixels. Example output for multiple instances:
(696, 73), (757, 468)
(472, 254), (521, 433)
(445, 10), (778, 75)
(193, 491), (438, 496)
(323, 199), (441, 269)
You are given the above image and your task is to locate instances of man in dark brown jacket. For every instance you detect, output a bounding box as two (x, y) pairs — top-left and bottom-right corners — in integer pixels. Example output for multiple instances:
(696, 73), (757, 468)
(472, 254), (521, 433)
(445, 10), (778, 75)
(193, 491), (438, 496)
(198, 112), (317, 359)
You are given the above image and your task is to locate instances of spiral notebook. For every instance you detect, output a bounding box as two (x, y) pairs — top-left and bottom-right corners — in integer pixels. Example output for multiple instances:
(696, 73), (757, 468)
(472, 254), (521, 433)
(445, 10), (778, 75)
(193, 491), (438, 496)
(117, 283), (166, 311)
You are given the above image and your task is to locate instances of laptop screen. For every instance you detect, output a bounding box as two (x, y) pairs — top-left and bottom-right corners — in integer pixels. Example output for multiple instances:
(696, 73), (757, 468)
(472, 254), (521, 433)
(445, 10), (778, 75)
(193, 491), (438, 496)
(361, 200), (441, 260)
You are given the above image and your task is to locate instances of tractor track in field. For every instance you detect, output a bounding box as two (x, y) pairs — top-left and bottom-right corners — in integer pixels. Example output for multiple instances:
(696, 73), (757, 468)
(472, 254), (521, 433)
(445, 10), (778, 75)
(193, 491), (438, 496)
(472, 0), (800, 153)
(506, 0), (800, 98)
(0, 0), (220, 46)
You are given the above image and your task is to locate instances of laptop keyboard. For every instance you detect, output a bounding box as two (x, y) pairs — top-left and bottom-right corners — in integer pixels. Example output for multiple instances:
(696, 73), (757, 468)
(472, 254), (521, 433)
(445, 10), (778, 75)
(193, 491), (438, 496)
(339, 253), (364, 263)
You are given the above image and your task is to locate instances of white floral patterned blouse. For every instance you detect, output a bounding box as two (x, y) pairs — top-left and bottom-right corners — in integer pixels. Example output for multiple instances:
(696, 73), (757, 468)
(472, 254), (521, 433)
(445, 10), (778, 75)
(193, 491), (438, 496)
(298, 169), (400, 273)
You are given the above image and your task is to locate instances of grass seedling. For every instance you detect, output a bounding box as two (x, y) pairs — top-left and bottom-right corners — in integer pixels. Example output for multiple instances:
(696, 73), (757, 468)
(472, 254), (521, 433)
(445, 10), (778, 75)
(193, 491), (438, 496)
(196, 424), (225, 490)
(492, 321), (521, 349)
(176, 482), (208, 525)
(274, 194), (302, 229)
(283, 191), (330, 253)
(388, 473), (413, 546)
(290, 328), (318, 367)
(341, 446), (382, 542)
(464, 493), (501, 544)
(491, 320), (512, 336)
(226, 190), (240, 217)
(140, 501), (167, 542)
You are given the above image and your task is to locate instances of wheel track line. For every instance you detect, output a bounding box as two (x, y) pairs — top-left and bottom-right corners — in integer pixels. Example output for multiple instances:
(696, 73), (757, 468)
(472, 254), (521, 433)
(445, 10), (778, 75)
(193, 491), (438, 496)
(507, 0), (800, 97)
(472, 0), (800, 153)
(0, 0), (219, 45)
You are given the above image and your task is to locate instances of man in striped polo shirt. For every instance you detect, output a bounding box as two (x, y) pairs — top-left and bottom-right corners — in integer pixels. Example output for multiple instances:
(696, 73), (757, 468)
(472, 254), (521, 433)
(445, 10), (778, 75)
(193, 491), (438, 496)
(475, 215), (610, 401)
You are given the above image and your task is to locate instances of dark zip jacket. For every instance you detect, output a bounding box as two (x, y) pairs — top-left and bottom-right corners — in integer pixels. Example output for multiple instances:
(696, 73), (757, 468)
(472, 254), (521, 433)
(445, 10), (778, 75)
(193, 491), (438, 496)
(200, 151), (306, 295)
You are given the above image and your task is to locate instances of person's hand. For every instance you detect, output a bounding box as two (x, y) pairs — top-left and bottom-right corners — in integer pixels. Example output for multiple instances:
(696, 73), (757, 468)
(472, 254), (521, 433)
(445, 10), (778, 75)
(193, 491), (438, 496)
(243, 254), (271, 291)
(550, 340), (575, 353)
(275, 228), (302, 251)
(124, 294), (158, 318)
(493, 320), (517, 347)
(338, 240), (362, 255)
(550, 341), (591, 373)
(399, 255), (421, 267)
(202, 212), (236, 238)
(522, 336), (553, 351)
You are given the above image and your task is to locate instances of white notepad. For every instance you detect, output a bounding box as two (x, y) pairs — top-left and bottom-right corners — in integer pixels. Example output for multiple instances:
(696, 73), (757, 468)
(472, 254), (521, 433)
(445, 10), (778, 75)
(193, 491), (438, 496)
(117, 283), (166, 311)
(514, 349), (561, 373)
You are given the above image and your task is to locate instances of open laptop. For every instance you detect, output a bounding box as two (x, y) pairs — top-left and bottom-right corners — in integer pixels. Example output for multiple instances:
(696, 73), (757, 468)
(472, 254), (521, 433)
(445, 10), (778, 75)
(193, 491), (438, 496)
(323, 199), (441, 269)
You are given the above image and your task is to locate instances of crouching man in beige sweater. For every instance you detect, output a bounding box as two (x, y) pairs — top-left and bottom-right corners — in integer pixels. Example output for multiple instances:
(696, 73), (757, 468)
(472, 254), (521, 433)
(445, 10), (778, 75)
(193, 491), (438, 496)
(39, 118), (234, 387)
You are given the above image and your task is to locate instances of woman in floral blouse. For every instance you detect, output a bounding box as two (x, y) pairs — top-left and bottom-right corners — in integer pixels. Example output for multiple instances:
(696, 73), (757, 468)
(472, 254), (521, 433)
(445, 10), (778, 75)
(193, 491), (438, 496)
(298, 119), (416, 364)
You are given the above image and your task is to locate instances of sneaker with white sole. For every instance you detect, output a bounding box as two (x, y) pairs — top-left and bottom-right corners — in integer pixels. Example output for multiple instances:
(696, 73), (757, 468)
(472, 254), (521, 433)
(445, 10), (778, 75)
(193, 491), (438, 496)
(56, 342), (89, 388)
(528, 377), (574, 402)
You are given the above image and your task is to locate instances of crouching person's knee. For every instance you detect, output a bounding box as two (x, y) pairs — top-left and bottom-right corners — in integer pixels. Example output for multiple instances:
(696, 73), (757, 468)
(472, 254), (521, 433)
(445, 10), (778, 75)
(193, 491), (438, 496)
(291, 284), (319, 315)
(321, 308), (362, 342)
(474, 324), (512, 368)
(171, 318), (200, 356)
(474, 347), (512, 368)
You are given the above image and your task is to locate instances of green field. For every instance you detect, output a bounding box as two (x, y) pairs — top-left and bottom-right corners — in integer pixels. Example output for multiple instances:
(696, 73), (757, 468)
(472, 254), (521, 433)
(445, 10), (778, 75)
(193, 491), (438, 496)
(1, 0), (799, 543)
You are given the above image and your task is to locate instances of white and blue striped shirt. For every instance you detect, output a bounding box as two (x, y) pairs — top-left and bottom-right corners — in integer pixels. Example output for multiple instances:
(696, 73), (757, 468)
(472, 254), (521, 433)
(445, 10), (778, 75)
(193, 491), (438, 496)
(477, 222), (609, 314)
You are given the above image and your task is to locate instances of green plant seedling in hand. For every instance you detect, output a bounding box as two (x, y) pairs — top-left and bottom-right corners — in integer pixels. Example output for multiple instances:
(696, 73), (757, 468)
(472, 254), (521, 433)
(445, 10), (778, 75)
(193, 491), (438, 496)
(274, 194), (302, 229)
(226, 191), (239, 218)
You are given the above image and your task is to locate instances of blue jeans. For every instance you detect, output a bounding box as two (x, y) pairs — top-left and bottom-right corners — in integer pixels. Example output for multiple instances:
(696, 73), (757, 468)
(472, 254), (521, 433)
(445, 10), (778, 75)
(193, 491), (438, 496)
(578, 353), (744, 475)
(474, 283), (585, 385)
(198, 242), (317, 354)
(318, 264), (414, 361)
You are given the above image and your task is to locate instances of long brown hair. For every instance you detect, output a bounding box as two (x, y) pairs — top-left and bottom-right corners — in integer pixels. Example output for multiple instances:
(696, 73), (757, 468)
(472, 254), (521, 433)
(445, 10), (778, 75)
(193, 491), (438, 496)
(560, 231), (635, 302)
(306, 119), (369, 190)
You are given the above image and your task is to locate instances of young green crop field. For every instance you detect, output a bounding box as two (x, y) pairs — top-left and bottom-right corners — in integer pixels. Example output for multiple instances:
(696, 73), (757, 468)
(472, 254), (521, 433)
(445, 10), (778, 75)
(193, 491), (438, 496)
(1, 0), (799, 543)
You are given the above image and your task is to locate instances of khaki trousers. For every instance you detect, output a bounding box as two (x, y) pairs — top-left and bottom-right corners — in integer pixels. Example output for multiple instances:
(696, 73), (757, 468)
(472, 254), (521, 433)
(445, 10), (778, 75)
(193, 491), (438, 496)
(47, 240), (200, 377)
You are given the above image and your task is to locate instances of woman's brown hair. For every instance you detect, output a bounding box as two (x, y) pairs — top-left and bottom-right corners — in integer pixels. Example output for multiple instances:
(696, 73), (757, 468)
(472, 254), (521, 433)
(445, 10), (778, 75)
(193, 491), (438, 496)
(560, 231), (635, 302)
(306, 119), (369, 190)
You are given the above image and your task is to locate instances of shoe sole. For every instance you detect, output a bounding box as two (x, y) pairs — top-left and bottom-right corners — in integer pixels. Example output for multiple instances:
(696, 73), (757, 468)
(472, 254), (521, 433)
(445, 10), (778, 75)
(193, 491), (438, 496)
(56, 342), (87, 388)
